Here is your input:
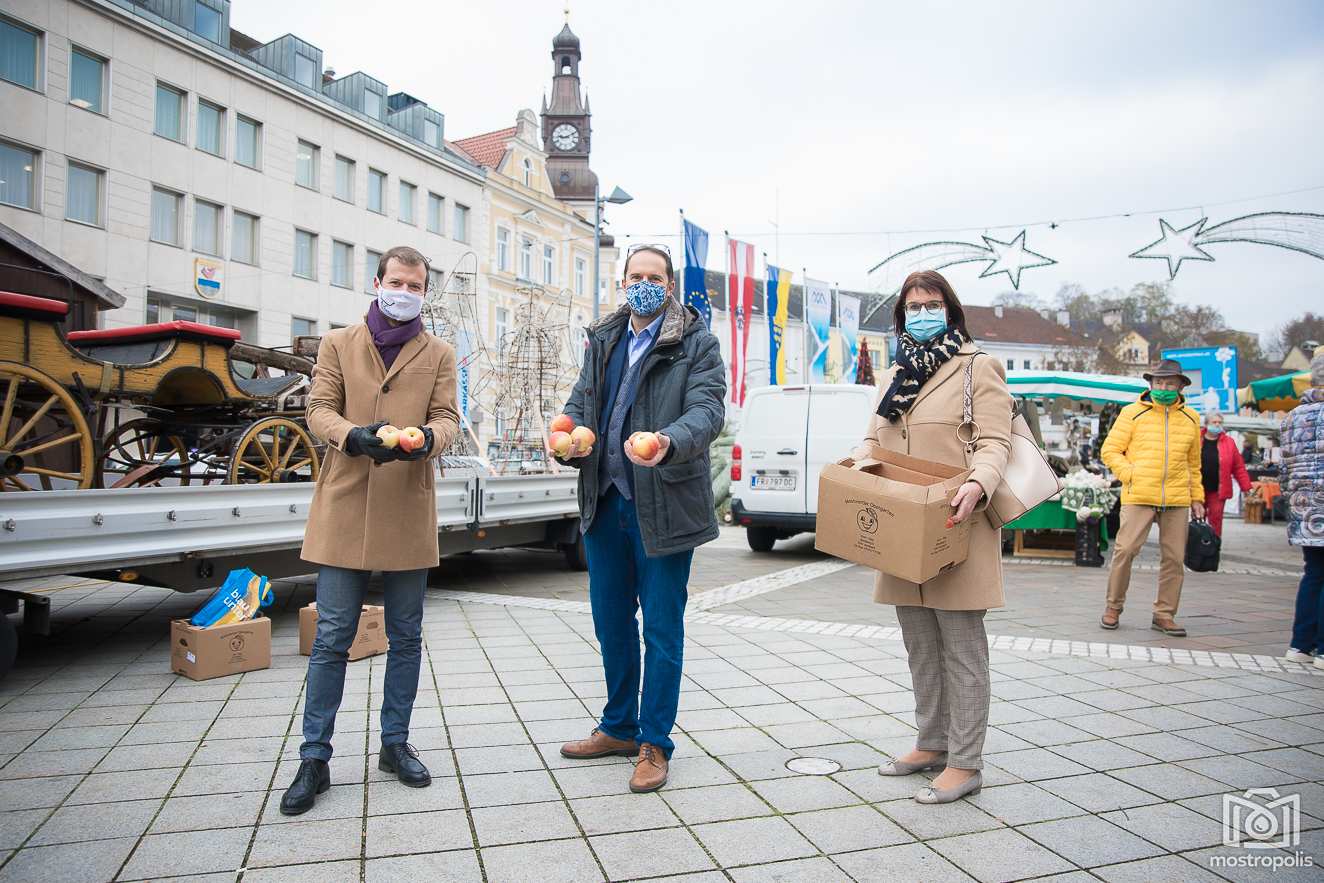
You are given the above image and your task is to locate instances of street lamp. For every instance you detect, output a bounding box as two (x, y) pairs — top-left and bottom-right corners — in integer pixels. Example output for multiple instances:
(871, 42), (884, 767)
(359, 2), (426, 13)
(592, 184), (632, 322)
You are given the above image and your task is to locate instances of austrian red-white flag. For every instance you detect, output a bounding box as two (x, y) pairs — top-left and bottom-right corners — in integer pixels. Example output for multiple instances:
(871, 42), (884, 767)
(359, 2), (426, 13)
(727, 237), (756, 407)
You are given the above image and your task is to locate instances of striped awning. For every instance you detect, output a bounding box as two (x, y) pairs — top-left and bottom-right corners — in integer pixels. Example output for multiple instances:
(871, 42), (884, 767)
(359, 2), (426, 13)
(1005, 370), (1147, 404)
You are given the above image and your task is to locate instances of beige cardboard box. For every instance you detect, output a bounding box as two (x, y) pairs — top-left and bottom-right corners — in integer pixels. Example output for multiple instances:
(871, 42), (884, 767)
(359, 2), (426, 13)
(171, 617), (271, 681)
(298, 603), (387, 661)
(815, 447), (974, 583)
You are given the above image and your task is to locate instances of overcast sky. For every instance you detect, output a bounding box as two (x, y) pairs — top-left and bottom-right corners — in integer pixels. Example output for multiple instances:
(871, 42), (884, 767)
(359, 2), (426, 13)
(232, 0), (1324, 343)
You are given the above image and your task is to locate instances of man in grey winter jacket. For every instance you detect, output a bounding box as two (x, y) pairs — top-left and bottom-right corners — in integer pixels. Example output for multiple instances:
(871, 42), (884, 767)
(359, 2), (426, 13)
(552, 244), (725, 793)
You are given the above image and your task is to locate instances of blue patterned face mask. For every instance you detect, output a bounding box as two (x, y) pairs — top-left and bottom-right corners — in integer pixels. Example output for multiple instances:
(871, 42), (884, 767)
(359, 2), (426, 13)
(624, 281), (667, 316)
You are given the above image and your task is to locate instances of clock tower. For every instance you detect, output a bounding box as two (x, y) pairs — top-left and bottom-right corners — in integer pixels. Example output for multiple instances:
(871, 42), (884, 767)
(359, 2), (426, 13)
(542, 21), (597, 209)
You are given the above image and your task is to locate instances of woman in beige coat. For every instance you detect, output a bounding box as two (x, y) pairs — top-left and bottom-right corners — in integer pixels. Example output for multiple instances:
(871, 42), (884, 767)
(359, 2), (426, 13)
(852, 270), (1011, 804)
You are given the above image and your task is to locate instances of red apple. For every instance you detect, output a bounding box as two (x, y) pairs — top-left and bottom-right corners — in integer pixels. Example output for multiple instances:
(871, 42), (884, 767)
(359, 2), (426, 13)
(375, 424), (401, 449)
(549, 431), (573, 458)
(630, 431), (660, 461)
(399, 426), (425, 452)
(549, 414), (575, 435)
(570, 426), (596, 450)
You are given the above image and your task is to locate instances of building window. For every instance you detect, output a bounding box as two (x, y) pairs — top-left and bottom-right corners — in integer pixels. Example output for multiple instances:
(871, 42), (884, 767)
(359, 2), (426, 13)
(65, 161), (103, 227)
(154, 83), (186, 141)
(495, 307), (509, 344)
(398, 180), (416, 224)
(293, 229), (317, 279)
(0, 16), (41, 91)
(1023, 359), (1031, 370)
(598, 276), (608, 305)
(193, 199), (222, 256)
(1006, 358), (1014, 371)
(0, 140), (38, 210)
(869, 349), (881, 368)
(197, 99), (225, 157)
(334, 155), (354, 203)
(364, 89), (382, 119)
(423, 117), (441, 148)
(518, 237), (533, 280)
(543, 245), (555, 285)
(150, 186), (182, 245)
(427, 192), (443, 234)
(69, 47), (106, 114)
(294, 52), (317, 88)
(365, 248), (381, 291)
(332, 240), (353, 288)
(295, 140), (319, 189)
(235, 115), (261, 169)
(453, 203), (469, 243)
(496, 227), (510, 272)
(292, 316), (317, 338)
(194, 1), (222, 43)
(574, 257), (587, 297)
(367, 168), (385, 213)
(145, 296), (159, 324)
(232, 210), (258, 265)
(428, 268), (442, 293)
(522, 157), (533, 188)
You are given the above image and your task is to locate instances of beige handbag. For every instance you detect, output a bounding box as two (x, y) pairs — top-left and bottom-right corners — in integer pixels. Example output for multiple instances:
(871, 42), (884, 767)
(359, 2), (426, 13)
(959, 354), (1063, 529)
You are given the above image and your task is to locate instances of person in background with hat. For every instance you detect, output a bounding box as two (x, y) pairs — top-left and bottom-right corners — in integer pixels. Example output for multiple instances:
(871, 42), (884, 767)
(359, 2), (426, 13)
(1282, 348), (1324, 667)
(1099, 358), (1205, 637)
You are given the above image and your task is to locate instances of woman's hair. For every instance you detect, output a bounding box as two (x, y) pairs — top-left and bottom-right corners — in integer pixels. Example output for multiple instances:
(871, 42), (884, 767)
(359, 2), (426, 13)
(892, 270), (970, 339)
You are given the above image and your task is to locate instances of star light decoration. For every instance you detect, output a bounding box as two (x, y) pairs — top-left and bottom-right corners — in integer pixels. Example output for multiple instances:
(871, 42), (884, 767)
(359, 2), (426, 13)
(978, 230), (1057, 288)
(1129, 218), (1215, 279)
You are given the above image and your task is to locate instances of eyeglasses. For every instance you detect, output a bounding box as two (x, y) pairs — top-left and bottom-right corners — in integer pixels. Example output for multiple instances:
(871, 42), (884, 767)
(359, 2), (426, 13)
(903, 301), (946, 318)
(625, 242), (672, 257)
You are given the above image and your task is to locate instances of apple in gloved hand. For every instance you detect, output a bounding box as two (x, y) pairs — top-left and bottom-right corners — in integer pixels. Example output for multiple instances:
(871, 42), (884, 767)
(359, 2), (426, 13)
(398, 426), (426, 453)
(549, 431), (573, 458)
(570, 426), (596, 451)
(549, 414), (575, 435)
(376, 425), (401, 448)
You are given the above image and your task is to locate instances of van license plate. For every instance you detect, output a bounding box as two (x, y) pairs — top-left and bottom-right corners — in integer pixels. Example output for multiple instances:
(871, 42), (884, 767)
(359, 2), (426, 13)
(752, 474), (796, 491)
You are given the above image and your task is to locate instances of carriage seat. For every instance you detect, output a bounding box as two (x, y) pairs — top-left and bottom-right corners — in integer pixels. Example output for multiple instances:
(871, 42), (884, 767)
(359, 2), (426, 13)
(0, 291), (71, 319)
(66, 320), (242, 347)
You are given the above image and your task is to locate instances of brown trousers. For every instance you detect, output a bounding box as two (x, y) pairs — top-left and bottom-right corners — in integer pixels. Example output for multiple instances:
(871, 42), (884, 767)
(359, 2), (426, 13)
(1105, 505), (1189, 618)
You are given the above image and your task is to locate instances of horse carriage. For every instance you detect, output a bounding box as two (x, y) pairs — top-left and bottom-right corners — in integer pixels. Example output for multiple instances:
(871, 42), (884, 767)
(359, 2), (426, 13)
(0, 290), (322, 491)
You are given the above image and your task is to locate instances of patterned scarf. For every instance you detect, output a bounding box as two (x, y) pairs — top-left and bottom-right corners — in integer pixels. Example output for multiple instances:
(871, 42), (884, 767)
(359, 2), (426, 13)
(877, 327), (968, 422)
(365, 300), (423, 370)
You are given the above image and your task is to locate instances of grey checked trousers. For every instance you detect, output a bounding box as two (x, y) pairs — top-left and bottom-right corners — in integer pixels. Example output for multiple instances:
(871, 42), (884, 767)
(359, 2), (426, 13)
(896, 605), (990, 770)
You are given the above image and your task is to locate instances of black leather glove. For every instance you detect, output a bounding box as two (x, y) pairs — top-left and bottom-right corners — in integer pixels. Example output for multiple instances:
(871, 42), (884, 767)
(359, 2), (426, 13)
(395, 427), (434, 461)
(344, 421), (395, 462)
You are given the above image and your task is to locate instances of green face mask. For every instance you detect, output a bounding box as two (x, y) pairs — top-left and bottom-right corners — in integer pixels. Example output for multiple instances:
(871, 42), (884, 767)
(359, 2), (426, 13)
(1151, 389), (1179, 405)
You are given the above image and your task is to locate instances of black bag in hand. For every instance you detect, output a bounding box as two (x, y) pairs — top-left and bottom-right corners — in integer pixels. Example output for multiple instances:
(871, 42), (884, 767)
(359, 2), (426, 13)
(1185, 518), (1220, 572)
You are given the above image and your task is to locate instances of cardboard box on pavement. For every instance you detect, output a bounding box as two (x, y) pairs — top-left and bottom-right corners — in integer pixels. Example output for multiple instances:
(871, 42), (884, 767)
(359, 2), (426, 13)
(298, 603), (387, 660)
(171, 617), (271, 681)
(815, 446), (974, 584)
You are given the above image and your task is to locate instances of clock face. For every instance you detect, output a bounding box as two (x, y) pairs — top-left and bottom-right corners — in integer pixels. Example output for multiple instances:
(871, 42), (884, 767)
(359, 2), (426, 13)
(551, 123), (580, 151)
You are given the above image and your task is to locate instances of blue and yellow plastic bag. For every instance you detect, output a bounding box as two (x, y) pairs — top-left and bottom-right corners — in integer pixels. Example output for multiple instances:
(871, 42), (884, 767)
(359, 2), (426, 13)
(189, 568), (273, 628)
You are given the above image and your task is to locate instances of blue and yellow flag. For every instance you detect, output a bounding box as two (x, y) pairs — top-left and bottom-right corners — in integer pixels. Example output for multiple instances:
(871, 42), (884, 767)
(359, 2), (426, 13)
(766, 264), (792, 384)
(682, 219), (710, 326)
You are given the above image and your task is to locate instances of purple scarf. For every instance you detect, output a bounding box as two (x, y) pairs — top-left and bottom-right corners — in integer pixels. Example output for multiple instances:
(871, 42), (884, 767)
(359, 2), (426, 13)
(365, 300), (423, 370)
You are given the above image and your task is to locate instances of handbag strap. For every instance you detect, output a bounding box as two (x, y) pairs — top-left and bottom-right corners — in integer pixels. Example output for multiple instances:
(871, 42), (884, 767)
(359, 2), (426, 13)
(957, 353), (981, 454)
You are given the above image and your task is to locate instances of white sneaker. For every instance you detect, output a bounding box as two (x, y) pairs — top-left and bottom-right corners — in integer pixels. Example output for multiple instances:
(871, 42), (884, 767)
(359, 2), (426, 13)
(1284, 649), (1314, 664)
(1315, 656), (1324, 670)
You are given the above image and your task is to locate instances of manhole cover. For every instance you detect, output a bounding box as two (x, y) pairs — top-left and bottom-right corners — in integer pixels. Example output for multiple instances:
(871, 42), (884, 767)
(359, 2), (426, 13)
(785, 757), (841, 775)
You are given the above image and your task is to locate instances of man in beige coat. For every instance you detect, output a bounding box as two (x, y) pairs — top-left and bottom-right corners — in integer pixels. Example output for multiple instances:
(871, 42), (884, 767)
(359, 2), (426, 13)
(281, 246), (460, 815)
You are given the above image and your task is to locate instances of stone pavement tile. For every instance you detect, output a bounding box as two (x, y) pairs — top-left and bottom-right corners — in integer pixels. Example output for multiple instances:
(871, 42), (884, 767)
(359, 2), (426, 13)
(0, 837), (136, 883)
(692, 816), (817, 867)
(443, 703), (518, 726)
(1099, 801), (1225, 851)
(0, 747), (106, 779)
(552, 763), (634, 800)
(453, 744), (544, 776)
(1019, 814), (1165, 867)
(249, 816), (361, 867)
(980, 729), (1037, 755)
(877, 795), (1004, 840)
(471, 799), (580, 846)
(364, 849), (482, 883)
(660, 783), (767, 826)
(829, 714), (915, 742)
(138, 699), (224, 724)
(589, 827), (716, 880)
(480, 838), (604, 883)
(119, 826), (252, 879)
(714, 748), (800, 782)
(999, 718), (1101, 747)
(1059, 711), (1158, 739)
(1047, 739), (1160, 772)
(446, 721), (531, 749)
(56, 705), (146, 727)
(191, 735), (284, 765)
(1235, 717), (1319, 746)
(1092, 855), (1225, 883)
(1110, 763), (1231, 800)
(119, 719), (212, 746)
(1177, 755), (1302, 789)
(1117, 705), (1214, 732)
(985, 702), (1045, 726)
(967, 782), (1088, 826)
(242, 859), (362, 883)
(831, 767), (935, 803)
(461, 769), (560, 808)
(832, 841), (974, 882)
(95, 741), (197, 772)
(28, 798), (159, 846)
(0, 809), (45, 850)
(173, 759), (275, 796)
(1171, 700), (1268, 725)
(678, 707), (754, 731)
(259, 784), (363, 826)
(787, 804), (912, 854)
(982, 747), (1092, 782)
(1231, 693), (1321, 717)
(689, 727), (781, 755)
(0, 692), (90, 712)
(66, 767), (181, 805)
(205, 713), (291, 740)
(151, 791), (265, 833)
(729, 856), (851, 882)
(0, 710), (66, 732)
(366, 808), (472, 857)
(762, 721), (850, 749)
(0, 731), (41, 755)
(750, 775), (861, 813)
(1015, 695), (1103, 718)
(1111, 732), (1220, 762)
(366, 778), (465, 815)
(28, 724), (128, 751)
(1178, 725), (1281, 754)
(81, 689), (165, 709)
(523, 717), (598, 744)
(1072, 689), (1155, 713)
(929, 827), (1076, 882)
(797, 740), (887, 772)
(1037, 774), (1163, 813)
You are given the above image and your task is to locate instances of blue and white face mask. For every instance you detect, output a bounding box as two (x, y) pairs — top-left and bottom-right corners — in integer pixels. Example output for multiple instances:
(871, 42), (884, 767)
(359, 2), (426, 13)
(624, 280), (668, 317)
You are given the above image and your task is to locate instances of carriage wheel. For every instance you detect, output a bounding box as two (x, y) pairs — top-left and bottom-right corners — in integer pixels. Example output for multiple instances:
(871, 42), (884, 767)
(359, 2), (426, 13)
(228, 417), (320, 484)
(98, 418), (192, 488)
(0, 361), (95, 491)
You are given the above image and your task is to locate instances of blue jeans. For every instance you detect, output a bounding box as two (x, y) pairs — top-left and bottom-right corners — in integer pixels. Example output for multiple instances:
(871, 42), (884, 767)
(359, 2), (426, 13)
(300, 566), (427, 761)
(585, 488), (693, 757)
(1291, 547), (1324, 653)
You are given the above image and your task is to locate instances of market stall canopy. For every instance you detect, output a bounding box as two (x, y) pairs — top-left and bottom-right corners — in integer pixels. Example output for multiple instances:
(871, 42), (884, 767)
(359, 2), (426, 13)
(1005, 370), (1147, 404)
(1238, 371), (1311, 412)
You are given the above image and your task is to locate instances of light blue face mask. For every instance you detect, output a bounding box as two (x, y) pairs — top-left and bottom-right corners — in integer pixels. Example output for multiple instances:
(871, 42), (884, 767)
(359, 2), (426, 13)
(625, 280), (667, 316)
(1206, 425), (1223, 436)
(905, 310), (947, 343)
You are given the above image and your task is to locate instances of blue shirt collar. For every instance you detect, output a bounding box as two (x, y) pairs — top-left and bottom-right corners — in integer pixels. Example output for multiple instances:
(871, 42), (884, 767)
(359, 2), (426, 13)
(628, 311), (666, 345)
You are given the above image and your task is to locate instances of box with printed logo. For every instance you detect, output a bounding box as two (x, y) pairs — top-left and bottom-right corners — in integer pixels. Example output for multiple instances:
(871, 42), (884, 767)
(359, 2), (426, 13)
(298, 603), (387, 661)
(170, 617), (271, 681)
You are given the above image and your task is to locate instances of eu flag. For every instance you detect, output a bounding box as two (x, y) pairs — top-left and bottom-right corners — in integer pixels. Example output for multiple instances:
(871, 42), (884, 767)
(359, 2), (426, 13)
(682, 219), (710, 326)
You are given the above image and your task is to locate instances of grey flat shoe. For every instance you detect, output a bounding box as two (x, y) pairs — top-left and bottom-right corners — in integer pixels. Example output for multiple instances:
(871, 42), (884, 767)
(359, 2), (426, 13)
(915, 770), (982, 804)
(878, 752), (948, 776)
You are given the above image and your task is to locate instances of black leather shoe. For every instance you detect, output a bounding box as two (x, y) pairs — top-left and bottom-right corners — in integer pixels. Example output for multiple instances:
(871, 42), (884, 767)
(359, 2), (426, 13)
(279, 758), (330, 816)
(379, 742), (431, 788)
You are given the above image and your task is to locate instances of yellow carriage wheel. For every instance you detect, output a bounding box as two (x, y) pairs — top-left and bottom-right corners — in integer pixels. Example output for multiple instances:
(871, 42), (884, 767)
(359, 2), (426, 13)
(98, 418), (192, 488)
(0, 361), (95, 491)
(228, 417), (320, 484)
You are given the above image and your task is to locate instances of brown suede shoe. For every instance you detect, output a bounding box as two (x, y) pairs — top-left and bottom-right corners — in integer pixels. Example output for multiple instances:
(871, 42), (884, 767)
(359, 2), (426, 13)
(629, 743), (669, 793)
(1100, 608), (1120, 630)
(560, 728), (639, 760)
(1151, 616), (1187, 637)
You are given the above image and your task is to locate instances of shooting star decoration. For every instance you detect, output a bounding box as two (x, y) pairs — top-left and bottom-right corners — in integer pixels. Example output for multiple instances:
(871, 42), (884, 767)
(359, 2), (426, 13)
(867, 229), (1057, 291)
(1130, 212), (1324, 279)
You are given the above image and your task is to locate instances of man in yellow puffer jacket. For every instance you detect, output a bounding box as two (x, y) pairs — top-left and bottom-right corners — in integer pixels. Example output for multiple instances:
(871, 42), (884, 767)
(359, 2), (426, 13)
(1100, 359), (1206, 637)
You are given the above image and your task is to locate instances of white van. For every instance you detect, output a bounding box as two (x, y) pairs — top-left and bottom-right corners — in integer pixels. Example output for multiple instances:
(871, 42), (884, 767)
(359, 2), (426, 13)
(730, 384), (876, 551)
